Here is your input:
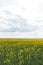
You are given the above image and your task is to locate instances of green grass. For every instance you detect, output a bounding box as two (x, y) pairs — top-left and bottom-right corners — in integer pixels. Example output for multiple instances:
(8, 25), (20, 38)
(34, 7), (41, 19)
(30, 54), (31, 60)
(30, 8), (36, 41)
(0, 39), (43, 65)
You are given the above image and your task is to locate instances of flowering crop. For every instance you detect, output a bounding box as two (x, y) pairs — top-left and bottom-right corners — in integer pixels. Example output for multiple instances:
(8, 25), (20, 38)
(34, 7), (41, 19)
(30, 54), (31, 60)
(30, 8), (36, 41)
(0, 39), (43, 65)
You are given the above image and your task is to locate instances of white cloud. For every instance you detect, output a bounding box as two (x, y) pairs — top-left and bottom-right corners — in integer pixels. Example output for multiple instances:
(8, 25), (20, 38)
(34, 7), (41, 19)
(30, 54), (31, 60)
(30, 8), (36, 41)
(0, 4), (38, 32)
(0, 0), (43, 37)
(0, 32), (35, 38)
(0, 0), (17, 6)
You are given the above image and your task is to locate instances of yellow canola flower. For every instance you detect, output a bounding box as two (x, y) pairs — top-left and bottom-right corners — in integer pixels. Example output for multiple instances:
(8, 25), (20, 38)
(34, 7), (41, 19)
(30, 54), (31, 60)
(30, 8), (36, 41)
(3, 60), (6, 63)
(6, 59), (11, 63)
(20, 50), (23, 53)
(3, 59), (11, 63)
(37, 48), (40, 51)
(18, 50), (23, 55)
(32, 48), (35, 51)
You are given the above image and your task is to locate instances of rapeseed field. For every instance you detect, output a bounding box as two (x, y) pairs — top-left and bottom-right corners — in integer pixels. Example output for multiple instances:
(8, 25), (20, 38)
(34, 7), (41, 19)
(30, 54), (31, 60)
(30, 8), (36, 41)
(0, 39), (43, 65)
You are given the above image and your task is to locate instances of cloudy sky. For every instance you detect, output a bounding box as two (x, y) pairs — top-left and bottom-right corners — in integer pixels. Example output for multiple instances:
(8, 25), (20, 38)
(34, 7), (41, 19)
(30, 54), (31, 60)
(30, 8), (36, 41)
(0, 0), (43, 38)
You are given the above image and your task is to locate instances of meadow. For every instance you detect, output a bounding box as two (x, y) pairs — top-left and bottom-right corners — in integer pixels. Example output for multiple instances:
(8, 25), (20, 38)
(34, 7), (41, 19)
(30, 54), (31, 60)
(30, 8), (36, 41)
(0, 39), (43, 65)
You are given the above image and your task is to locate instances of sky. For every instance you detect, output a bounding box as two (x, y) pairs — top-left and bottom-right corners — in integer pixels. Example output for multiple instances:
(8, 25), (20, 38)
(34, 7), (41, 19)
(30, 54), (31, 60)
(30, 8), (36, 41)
(0, 0), (43, 38)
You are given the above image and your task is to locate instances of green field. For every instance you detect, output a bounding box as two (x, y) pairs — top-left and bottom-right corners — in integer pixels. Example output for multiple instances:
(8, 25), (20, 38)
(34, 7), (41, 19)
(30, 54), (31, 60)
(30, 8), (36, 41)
(0, 39), (43, 65)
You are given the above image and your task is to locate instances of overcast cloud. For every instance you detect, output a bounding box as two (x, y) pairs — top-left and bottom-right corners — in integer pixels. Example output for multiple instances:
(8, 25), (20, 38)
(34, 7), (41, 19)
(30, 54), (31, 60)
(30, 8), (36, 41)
(0, 0), (43, 38)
